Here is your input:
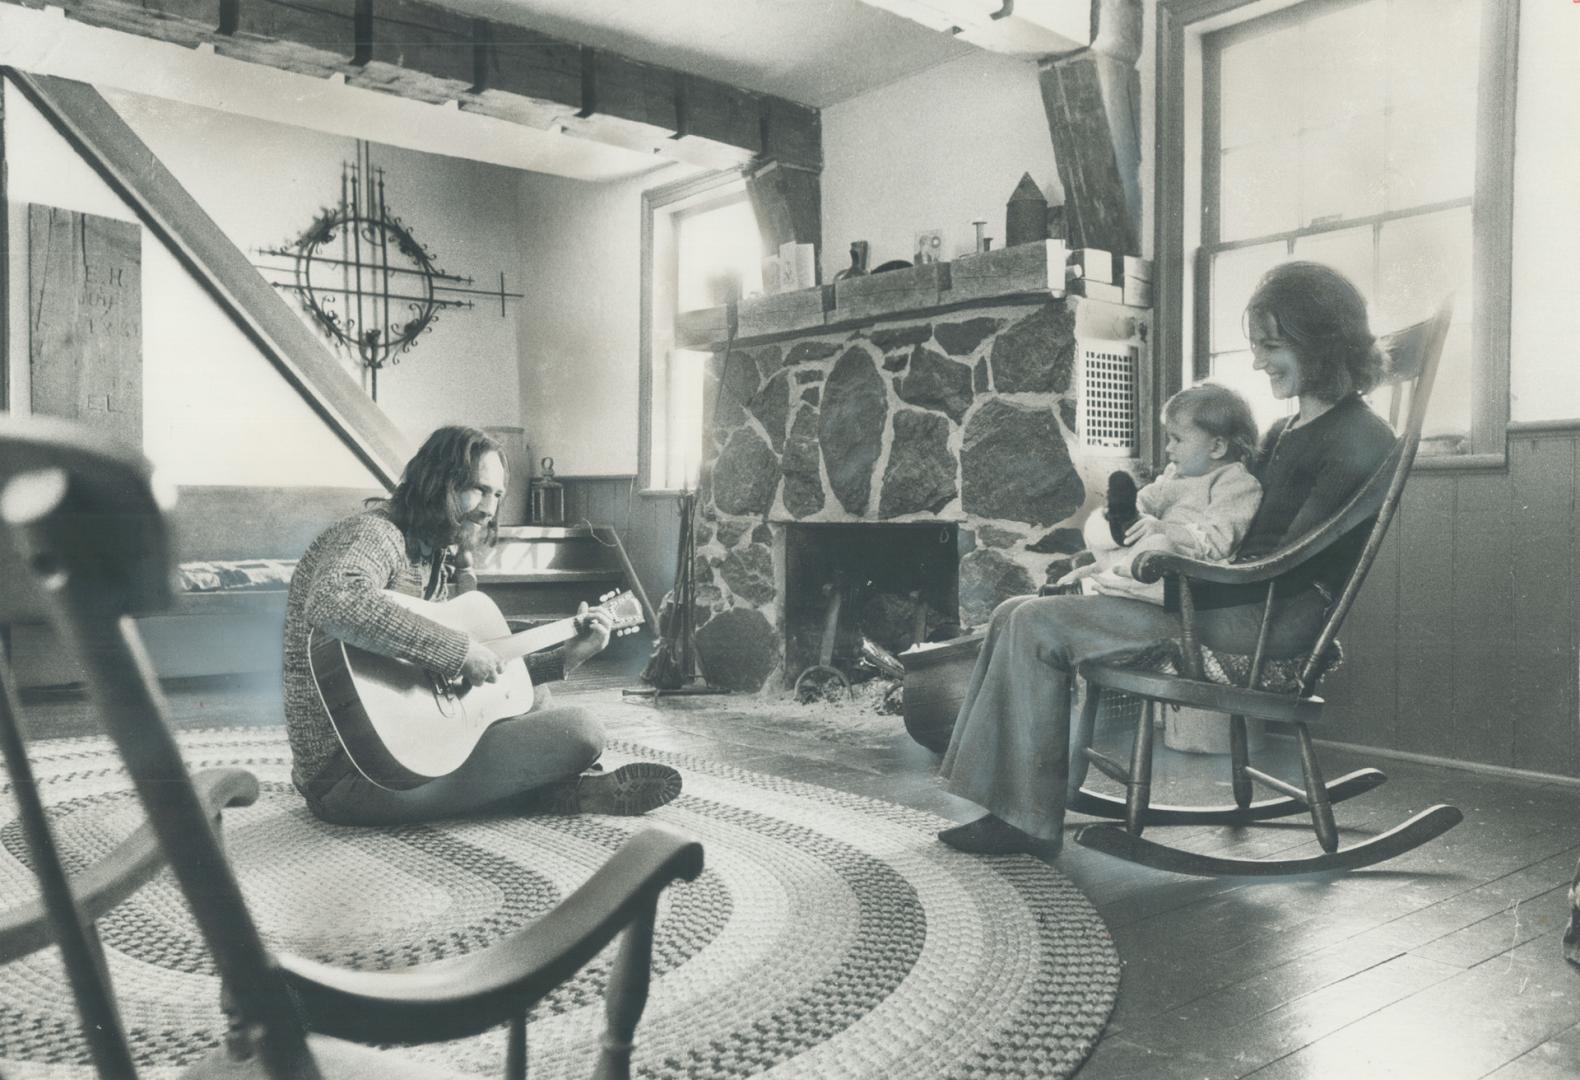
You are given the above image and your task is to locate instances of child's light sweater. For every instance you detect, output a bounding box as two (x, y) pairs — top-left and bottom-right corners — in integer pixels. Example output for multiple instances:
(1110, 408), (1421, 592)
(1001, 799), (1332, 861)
(1079, 461), (1263, 604)
(1135, 460), (1263, 560)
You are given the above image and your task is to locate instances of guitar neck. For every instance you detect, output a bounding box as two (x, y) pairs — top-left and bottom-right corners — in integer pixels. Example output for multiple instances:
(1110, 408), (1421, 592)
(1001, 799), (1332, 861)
(488, 615), (580, 663)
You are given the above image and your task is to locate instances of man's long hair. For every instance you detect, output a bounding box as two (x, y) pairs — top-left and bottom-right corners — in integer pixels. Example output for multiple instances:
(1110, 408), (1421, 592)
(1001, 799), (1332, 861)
(377, 425), (506, 555)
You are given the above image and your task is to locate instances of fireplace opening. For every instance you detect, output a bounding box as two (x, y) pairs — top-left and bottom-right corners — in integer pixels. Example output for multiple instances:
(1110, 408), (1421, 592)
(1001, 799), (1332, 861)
(782, 523), (961, 686)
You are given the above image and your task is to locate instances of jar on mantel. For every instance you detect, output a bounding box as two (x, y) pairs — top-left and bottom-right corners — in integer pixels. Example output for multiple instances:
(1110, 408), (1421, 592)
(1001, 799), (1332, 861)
(528, 457), (564, 525)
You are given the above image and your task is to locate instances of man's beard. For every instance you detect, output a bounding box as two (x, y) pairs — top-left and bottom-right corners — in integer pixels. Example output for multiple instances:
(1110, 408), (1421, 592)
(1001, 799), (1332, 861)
(452, 515), (491, 556)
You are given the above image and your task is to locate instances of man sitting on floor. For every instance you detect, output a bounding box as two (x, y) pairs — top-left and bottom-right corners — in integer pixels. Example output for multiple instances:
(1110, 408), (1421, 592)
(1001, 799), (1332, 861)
(283, 424), (681, 825)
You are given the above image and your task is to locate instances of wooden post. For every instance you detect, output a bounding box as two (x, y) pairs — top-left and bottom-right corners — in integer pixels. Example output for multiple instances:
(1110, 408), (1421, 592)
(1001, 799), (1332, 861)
(594, 896), (658, 1080)
(744, 160), (822, 273)
(1037, 0), (1143, 255)
(1124, 698), (1154, 838)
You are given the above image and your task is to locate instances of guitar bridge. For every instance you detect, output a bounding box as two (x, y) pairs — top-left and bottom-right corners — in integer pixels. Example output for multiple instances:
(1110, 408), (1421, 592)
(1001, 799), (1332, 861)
(430, 675), (461, 717)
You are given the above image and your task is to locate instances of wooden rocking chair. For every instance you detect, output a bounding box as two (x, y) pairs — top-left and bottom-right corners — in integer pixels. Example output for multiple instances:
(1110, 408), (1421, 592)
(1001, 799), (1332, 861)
(1067, 298), (1463, 876)
(0, 414), (704, 1078)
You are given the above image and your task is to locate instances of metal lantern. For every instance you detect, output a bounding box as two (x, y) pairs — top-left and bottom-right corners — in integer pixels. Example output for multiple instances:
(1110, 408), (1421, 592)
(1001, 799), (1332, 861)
(529, 456), (565, 525)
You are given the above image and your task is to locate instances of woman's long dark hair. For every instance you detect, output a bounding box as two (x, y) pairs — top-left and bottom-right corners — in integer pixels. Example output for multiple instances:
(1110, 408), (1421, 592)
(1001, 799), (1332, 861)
(1244, 261), (1385, 403)
(377, 425), (505, 554)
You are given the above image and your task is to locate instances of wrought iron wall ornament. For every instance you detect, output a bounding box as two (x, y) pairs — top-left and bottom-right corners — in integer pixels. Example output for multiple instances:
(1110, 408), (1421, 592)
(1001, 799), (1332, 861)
(255, 142), (522, 399)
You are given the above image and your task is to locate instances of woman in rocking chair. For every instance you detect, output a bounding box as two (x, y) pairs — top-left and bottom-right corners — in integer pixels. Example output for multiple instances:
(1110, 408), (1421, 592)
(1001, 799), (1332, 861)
(938, 261), (1395, 856)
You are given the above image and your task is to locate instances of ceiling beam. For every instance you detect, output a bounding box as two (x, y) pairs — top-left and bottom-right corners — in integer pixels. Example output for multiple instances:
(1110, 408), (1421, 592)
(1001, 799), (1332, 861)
(853, 0), (1094, 57)
(0, 0), (821, 173)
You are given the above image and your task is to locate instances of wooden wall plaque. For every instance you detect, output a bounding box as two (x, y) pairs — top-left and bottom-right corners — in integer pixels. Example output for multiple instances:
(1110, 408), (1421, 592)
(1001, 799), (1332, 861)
(28, 205), (143, 448)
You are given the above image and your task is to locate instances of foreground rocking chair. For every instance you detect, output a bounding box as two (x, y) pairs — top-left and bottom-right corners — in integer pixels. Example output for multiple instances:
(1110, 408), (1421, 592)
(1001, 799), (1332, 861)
(1068, 298), (1462, 876)
(0, 414), (704, 1079)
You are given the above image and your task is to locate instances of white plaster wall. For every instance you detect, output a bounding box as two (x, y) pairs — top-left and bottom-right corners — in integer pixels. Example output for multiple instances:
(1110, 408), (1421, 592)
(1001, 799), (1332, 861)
(515, 166), (686, 477)
(107, 90), (530, 445)
(3, 81), (376, 487)
(5, 79), (535, 484)
(819, 49), (1062, 279)
(1507, 1), (1580, 423)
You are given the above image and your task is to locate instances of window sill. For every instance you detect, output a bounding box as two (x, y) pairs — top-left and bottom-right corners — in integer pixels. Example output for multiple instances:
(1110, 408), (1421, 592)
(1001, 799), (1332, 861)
(1412, 450), (1506, 472)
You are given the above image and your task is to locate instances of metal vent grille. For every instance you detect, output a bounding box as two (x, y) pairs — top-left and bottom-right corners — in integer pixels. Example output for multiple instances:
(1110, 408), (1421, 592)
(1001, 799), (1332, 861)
(1077, 341), (1139, 456)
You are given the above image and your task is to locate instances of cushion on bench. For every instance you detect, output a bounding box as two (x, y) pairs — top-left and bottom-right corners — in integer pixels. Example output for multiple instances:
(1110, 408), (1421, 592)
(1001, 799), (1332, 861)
(175, 559), (296, 593)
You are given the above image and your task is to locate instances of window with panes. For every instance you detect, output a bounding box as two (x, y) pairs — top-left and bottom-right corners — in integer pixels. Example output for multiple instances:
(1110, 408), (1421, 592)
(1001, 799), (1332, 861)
(1197, 0), (1503, 453)
(643, 184), (762, 492)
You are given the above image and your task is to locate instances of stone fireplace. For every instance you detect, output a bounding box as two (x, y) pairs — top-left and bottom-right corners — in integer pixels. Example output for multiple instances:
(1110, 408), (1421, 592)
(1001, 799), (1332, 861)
(674, 242), (1149, 692)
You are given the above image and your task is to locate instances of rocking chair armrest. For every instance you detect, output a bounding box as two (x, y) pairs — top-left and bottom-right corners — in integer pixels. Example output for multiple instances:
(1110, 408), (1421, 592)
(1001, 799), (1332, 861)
(0, 767), (259, 959)
(1131, 443), (1400, 586)
(277, 825), (705, 1045)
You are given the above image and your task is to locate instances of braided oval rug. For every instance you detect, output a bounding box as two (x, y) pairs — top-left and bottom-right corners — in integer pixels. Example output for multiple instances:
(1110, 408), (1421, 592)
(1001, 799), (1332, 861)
(0, 727), (1119, 1079)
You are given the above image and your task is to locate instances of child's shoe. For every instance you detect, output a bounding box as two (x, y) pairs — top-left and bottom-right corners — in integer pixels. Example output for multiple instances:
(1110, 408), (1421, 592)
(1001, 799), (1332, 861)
(1107, 471), (1140, 545)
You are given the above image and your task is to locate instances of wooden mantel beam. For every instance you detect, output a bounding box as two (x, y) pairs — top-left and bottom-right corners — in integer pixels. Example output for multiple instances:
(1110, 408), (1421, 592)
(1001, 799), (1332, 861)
(2, 0), (821, 173)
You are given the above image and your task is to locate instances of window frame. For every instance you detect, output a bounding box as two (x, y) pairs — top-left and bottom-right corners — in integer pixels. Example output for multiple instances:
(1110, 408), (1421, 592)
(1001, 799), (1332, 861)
(638, 168), (750, 494)
(1154, 0), (1519, 470)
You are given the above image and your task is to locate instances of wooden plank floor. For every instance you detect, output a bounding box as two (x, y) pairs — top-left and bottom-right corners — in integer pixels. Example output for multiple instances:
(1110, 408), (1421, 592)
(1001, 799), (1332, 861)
(16, 659), (1580, 1079)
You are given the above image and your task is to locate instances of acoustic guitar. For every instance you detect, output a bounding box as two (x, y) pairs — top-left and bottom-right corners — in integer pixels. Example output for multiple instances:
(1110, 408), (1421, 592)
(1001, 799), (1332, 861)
(309, 589), (644, 790)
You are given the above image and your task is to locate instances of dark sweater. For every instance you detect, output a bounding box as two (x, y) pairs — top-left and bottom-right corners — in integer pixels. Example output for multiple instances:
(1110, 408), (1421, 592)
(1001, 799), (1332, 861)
(1178, 393), (1395, 612)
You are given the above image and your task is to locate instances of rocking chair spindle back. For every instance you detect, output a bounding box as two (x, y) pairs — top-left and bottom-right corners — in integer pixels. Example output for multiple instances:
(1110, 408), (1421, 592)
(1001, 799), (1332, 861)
(0, 415), (704, 1079)
(1068, 297), (1463, 877)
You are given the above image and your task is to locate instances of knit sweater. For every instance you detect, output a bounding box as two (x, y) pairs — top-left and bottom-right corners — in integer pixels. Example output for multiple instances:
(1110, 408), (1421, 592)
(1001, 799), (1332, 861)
(1136, 461), (1263, 561)
(1182, 393), (1395, 612)
(282, 507), (564, 791)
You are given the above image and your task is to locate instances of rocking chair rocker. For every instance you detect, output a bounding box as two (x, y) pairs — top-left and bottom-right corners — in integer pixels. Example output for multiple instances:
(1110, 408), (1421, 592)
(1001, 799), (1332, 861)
(1067, 297), (1462, 876)
(0, 415), (704, 1078)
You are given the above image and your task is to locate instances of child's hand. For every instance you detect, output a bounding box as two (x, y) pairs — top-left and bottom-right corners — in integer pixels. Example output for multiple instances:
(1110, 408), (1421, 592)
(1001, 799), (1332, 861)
(1054, 562), (1100, 588)
(1123, 514), (1164, 545)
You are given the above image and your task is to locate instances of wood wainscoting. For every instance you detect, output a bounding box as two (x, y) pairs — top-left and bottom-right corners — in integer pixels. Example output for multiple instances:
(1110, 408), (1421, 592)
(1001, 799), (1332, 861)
(1325, 428), (1579, 779)
(566, 439), (1580, 784)
(558, 477), (684, 622)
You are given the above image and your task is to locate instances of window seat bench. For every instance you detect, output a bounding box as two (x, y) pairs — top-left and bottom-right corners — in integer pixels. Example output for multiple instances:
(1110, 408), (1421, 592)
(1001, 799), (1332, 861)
(8, 486), (377, 690)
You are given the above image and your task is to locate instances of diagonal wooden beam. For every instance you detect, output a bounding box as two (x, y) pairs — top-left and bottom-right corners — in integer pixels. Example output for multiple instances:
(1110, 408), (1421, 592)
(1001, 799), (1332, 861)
(1037, 0), (1143, 255)
(5, 68), (411, 488)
